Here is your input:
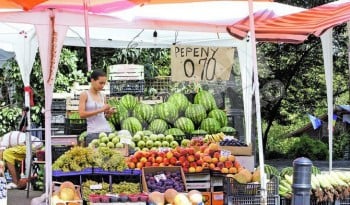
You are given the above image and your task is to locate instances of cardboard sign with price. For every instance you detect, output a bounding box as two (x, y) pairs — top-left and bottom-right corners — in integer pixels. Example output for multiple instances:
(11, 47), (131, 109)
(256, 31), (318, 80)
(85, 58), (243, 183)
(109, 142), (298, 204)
(171, 45), (235, 82)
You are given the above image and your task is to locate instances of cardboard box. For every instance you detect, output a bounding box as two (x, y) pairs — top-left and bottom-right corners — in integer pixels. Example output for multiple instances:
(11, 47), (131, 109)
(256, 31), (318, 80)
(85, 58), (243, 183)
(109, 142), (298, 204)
(212, 192), (224, 205)
(141, 166), (187, 193)
(219, 144), (252, 156)
(202, 192), (211, 205)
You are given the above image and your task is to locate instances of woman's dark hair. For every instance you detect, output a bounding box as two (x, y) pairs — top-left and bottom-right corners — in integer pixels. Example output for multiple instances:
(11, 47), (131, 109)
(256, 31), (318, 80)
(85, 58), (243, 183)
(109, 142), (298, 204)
(89, 69), (107, 81)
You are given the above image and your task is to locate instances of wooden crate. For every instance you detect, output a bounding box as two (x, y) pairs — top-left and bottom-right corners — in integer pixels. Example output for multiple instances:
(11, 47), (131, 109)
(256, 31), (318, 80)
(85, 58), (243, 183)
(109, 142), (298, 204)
(108, 64), (144, 80)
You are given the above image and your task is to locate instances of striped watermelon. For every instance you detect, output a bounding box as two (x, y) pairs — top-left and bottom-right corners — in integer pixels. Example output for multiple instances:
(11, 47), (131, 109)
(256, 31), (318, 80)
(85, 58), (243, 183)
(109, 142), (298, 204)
(133, 103), (154, 125)
(200, 118), (221, 134)
(191, 129), (207, 135)
(148, 119), (168, 134)
(220, 126), (236, 134)
(174, 117), (195, 134)
(194, 90), (217, 112)
(121, 117), (143, 135)
(120, 94), (138, 111)
(208, 109), (228, 127)
(164, 128), (185, 136)
(156, 102), (179, 124)
(185, 104), (207, 126)
(167, 93), (190, 115)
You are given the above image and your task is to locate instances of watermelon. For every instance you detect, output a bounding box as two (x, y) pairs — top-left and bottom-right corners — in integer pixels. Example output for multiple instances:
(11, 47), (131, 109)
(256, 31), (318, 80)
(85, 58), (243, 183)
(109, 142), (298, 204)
(185, 104), (207, 126)
(208, 109), (228, 127)
(167, 93), (190, 115)
(120, 94), (138, 111)
(191, 129), (207, 135)
(174, 117), (195, 134)
(121, 117), (143, 135)
(108, 103), (129, 129)
(200, 118), (221, 134)
(155, 102), (179, 124)
(148, 119), (168, 134)
(194, 90), (217, 112)
(133, 103), (154, 125)
(164, 128), (185, 136)
(220, 126), (236, 134)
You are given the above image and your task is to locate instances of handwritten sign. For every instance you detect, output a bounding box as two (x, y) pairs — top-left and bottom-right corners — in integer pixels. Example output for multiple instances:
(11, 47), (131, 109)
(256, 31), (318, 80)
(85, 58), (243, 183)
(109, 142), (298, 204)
(90, 184), (103, 190)
(171, 45), (234, 82)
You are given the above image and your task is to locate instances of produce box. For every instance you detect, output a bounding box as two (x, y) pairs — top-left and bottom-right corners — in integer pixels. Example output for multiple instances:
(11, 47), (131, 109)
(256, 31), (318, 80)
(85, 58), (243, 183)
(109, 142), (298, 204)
(212, 192), (224, 205)
(141, 166), (187, 193)
(202, 192), (211, 205)
(219, 144), (252, 156)
(51, 181), (83, 205)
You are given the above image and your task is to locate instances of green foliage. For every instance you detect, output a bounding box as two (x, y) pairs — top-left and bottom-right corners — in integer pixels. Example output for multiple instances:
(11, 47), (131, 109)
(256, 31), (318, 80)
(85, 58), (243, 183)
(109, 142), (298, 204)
(287, 136), (328, 160)
(333, 131), (350, 159)
(0, 104), (22, 135)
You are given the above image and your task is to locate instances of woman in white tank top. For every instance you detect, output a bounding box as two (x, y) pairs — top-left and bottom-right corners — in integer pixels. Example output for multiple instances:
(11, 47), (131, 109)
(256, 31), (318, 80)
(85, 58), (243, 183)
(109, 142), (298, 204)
(78, 70), (116, 145)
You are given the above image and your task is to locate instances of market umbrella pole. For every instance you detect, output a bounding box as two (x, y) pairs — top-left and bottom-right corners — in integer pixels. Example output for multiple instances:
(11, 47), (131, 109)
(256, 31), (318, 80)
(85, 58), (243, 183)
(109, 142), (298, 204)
(248, 0), (267, 204)
(84, 0), (92, 71)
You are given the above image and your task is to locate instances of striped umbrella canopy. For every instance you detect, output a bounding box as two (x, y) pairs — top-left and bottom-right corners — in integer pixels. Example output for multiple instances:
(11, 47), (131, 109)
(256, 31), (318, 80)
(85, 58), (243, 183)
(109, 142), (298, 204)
(227, 0), (350, 43)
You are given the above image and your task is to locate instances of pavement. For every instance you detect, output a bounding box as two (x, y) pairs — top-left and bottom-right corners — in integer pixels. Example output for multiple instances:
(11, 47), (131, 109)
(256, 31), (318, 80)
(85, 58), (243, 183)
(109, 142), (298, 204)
(4, 160), (350, 204)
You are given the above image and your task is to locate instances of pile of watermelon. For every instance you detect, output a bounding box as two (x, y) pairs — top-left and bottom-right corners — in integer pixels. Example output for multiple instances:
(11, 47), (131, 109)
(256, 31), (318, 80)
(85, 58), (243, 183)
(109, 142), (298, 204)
(107, 91), (235, 136)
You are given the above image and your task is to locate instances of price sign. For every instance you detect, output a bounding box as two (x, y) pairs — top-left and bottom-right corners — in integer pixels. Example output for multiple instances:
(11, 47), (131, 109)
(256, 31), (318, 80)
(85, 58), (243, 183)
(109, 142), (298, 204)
(158, 147), (171, 152)
(171, 45), (234, 82)
(220, 149), (231, 157)
(154, 174), (167, 183)
(224, 136), (235, 140)
(120, 137), (132, 145)
(90, 184), (103, 190)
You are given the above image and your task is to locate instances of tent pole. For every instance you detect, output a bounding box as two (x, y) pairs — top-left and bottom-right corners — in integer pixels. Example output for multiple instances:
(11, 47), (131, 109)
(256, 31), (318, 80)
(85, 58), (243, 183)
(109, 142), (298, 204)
(247, 0), (267, 204)
(83, 0), (92, 71)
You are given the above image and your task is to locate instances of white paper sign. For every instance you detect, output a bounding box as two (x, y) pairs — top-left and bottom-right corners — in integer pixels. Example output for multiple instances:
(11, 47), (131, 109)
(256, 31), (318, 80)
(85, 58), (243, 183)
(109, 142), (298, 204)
(90, 184), (103, 190)
(120, 138), (132, 145)
(154, 174), (167, 183)
(220, 149), (231, 157)
(171, 45), (235, 82)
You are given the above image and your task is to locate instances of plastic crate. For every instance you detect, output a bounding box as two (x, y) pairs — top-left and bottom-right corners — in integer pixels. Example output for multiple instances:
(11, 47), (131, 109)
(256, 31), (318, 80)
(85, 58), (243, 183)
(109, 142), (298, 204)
(223, 176), (278, 196)
(226, 195), (280, 205)
(52, 145), (73, 163)
(51, 123), (65, 135)
(52, 99), (67, 110)
(109, 80), (145, 96)
(144, 76), (173, 92)
(51, 110), (66, 124)
(64, 118), (87, 135)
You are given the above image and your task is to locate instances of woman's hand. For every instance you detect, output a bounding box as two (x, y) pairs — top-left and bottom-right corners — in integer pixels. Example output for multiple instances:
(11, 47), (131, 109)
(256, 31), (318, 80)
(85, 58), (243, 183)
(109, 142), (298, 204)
(105, 106), (116, 118)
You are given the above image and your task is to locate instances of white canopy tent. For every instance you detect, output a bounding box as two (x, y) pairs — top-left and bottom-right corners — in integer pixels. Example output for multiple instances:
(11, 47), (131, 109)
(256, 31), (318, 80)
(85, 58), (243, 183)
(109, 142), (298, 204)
(0, 1), (313, 203)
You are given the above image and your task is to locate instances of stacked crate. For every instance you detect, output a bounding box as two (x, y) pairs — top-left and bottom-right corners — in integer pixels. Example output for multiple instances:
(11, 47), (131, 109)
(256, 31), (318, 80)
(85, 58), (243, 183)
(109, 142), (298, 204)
(108, 64), (145, 96)
(51, 97), (67, 135)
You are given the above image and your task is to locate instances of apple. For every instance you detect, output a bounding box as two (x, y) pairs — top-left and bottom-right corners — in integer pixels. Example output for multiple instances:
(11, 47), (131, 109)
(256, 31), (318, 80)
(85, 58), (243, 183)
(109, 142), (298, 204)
(134, 147), (141, 152)
(165, 135), (174, 142)
(129, 141), (136, 149)
(170, 141), (179, 149)
(99, 142), (107, 147)
(107, 142), (115, 148)
(135, 131), (144, 137)
(146, 140), (154, 148)
(154, 141), (162, 148)
(99, 132), (107, 139)
(132, 134), (142, 142)
(137, 140), (146, 148)
(91, 139), (99, 146)
(161, 141), (170, 147)
(108, 132), (117, 140)
(142, 147), (149, 152)
(142, 136), (150, 142)
(100, 136), (109, 143)
(181, 139), (190, 147)
(150, 134), (158, 141)
(157, 134), (165, 141)
(115, 142), (124, 148)
(112, 136), (120, 144)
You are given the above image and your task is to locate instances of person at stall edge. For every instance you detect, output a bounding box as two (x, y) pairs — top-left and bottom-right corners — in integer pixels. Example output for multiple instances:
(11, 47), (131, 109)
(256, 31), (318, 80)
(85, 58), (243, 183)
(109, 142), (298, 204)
(0, 131), (43, 189)
(79, 69), (116, 145)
